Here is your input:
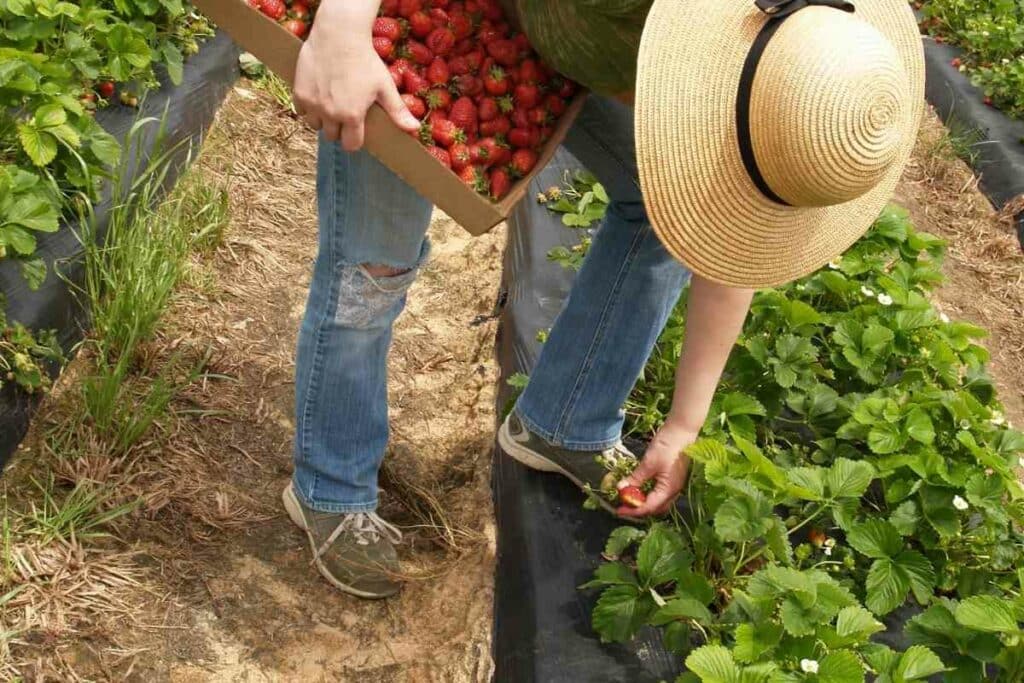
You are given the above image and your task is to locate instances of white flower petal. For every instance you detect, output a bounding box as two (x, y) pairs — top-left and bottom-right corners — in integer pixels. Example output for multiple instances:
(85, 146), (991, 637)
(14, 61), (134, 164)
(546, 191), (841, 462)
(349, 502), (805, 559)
(828, 260), (841, 270)
(861, 286), (875, 298)
(877, 294), (894, 306)
(939, 312), (950, 323)
(953, 495), (969, 511)
(800, 659), (820, 674)
(824, 546), (833, 556)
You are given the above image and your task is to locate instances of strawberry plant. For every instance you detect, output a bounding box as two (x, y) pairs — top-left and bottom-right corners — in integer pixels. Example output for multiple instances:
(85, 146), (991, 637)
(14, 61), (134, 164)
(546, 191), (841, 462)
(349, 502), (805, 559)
(0, 0), (213, 392)
(540, 179), (1024, 680)
(919, 0), (1024, 119)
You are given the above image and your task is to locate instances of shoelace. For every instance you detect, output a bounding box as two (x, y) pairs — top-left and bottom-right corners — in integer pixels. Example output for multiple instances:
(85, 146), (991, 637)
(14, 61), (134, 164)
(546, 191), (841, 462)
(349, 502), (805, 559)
(315, 512), (403, 559)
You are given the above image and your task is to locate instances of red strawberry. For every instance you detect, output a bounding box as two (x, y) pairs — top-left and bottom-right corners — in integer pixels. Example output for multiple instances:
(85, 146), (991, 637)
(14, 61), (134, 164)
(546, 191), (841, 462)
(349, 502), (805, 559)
(432, 118), (465, 147)
(450, 11), (473, 39)
(483, 67), (509, 96)
(373, 37), (395, 61)
(538, 125), (553, 143)
(489, 167), (511, 199)
(478, 97), (499, 122)
(448, 56), (471, 76)
(477, 25), (503, 45)
(453, 38), (474, 56)
(618, 486), (646, 508)
(983, 95), (994, 106)
(479, 0), (504, 21)
(479, 115), (510, 137)
(514, 83), (540, 109)
(528, 106), (549, 126)
(427, 57), (450, 86)
(433, 0), (450, 7)
(477, 136), (502, 165)
(430, 8), (450, 27)
(507, 127), (532, 149)
(408, 11), (434, 38)
(405, 40), (433, 65)
(453, 74), (482, 97)
(426, 87), (452, 111)
(426, 27), (456, 57)
(290, 2), (311, 20)
(245, 0), (260, 8)
(427, 109), (448, 125)
(401, 93), (426, 118)
(373, 17), (404, 41)
(282, 18), (308, 38)
(511, 107), (530, 129)
(388, 64), (405, 87)
(469, 142), (487, 165)
(490, 143), (511, 166)
(449, 142), (472, 171)
(487, 39), (517, 66)
(510, 149), (537, 176)
(513, 32), (531, 55)
(555, 77), (576, 99)
(403, 70), (431, 95)
(458, 165), (487, 192)
(398, 0), (422, 18)
(950, 57), (962, 69)
(392, 58), (415, 75)
(449, 96), (478, 135)
(545, 93), (566, 117)
(96, 80), (115, 98)
(380, 0), (400, 12)
(517, 59), (541, 84)
(258, 0), (286, 20)
(464, 49), (484, 72)
(426, 145), (452, 168)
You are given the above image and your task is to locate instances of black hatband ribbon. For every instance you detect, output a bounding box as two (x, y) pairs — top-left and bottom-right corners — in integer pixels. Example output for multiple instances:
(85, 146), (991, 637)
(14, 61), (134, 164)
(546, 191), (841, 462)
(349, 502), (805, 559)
(736, 0), (856, 206)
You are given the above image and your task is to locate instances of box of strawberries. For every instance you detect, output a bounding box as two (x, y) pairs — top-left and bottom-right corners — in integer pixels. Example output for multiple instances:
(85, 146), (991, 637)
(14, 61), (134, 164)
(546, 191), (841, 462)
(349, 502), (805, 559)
(191, 0), (585, 234)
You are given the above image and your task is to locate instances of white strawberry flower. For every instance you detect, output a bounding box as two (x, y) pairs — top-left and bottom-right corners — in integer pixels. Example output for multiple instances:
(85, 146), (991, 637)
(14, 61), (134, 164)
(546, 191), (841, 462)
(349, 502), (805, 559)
(953, 495), (969, 511)
(990, 411), (1005, 426)
(801, 659), (820, 674)
(828, 260), (841, 270)
(861, 286), (875, 298)
(1018, 456), (1024, 469)
(824, 546), (833, 557)
(939, 312), (950, 323)
(877, 293), (894, 306)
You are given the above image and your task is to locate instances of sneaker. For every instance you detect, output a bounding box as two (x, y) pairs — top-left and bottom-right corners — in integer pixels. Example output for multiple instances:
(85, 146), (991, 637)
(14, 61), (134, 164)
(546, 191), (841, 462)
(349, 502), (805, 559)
(282, 483), (403, 599)
(497, 412), (638, 516)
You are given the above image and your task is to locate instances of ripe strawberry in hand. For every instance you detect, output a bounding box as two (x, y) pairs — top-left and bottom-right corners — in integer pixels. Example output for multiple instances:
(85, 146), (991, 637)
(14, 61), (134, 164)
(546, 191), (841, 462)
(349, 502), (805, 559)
(489, 167), (511, 199)
(401, 94), (427, 119)
(510, 148), (538, 176)
(373, 37), (395, 61)
(373, 17), (403, 41)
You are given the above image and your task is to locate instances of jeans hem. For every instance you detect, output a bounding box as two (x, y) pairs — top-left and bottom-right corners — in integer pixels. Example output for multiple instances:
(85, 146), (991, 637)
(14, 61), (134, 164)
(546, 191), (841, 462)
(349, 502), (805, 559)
(514, 407), (620, 452)
(293, 480), (378, 514)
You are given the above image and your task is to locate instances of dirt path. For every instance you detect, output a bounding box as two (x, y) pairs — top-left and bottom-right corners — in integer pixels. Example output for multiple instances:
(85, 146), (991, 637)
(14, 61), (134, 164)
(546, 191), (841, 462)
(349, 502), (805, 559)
(3, 94), (1023, 681)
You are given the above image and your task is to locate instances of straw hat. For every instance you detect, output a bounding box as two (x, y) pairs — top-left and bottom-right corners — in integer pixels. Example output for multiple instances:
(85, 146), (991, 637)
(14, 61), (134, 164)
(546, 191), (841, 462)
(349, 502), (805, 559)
(635, 0), (924, 287)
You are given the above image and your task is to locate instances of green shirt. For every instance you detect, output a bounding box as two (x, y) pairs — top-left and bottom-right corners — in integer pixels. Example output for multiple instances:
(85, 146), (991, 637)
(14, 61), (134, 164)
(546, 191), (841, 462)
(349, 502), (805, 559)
(505, 0), (653, 96)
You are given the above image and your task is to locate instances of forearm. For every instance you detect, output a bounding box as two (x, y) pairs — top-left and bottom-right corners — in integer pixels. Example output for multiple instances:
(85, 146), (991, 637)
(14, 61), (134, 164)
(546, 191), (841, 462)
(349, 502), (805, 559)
(667, 276), (754, 431)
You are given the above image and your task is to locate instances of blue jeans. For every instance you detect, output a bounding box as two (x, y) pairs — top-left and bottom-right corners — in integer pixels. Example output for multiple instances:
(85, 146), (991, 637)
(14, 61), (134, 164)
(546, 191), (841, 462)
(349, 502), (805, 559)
(292, 96), (691, 512)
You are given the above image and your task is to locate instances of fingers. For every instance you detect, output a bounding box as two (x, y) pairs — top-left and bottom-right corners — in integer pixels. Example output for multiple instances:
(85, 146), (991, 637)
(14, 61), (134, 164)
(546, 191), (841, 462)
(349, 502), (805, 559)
(378, 82), (420, 131)
(322, 120), (342, 142)
(340, 117), (366, 152)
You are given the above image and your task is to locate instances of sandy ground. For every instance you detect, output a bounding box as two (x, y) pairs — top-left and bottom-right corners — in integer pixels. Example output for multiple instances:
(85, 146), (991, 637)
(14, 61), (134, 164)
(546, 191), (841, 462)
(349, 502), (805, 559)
(1, 92), (1022, 681)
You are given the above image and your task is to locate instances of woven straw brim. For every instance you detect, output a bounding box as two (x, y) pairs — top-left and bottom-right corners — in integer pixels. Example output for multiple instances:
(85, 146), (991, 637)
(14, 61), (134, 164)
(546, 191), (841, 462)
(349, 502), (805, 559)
(635, 0), (925, 288)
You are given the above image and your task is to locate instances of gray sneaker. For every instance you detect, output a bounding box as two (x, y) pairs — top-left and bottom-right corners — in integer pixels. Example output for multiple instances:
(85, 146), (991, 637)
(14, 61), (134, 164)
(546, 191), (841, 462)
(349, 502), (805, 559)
(282, 483), (403, 599)
(497, 412), (638, 515)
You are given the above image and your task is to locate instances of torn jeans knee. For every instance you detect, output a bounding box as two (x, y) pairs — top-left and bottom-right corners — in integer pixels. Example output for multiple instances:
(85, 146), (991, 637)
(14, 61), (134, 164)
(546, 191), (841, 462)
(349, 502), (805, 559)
(333, 242), (430, 329)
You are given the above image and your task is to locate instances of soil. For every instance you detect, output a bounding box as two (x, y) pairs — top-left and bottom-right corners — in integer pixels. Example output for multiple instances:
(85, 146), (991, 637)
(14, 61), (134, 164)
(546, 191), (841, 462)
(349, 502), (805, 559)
(2, 93), (1022, 682)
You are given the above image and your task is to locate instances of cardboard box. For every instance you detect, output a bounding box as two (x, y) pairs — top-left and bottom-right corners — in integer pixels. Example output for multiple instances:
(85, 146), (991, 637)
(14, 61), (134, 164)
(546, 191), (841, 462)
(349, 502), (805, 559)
(192, 0), (585, 235)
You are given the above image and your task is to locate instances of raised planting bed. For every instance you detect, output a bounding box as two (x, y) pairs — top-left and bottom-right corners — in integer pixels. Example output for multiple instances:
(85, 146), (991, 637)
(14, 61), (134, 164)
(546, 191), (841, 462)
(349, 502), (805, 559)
(0, 32), (241, 468)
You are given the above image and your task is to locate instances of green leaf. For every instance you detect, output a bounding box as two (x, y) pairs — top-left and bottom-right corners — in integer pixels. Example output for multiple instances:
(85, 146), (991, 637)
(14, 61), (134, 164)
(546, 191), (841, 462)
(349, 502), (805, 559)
(162, 41), (184, 85)
(764, 517), (794, 565)
(896, 551), (936, 605)
(651, 596), (713, 626)
(904, 408), (935, 445)
(862, 323), (894, 355)
(733, 622), (783, 663)
(579, 562), (638, 589)
(868, 422), (906, 455)
(721, 392), (766, 417)
(955, 595), (1020, 633)
(637, 524), (691, 586)
(17, 123), (57, 166)
(818, 650), (865, 683)
(685, 645), (740, 683)
(33, 103), (66, 128)
(866, 558), (909, 615)
(89, 128), (121, 167)
(19, 256), (46, 290)
(779, 597), (816, 636)
(835, 605), (885, 643)
(604, 526), (645, 559)
(826, 458), (876, 498)
(889, 500), (919, 536)
(920, 486), (961, 538)
(714, 492), (772, 543)
(847, 519), (903, 559)
(894, 645), (947, 681)
(787, 467), (826, 500)
(591, 585), (654, 643)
